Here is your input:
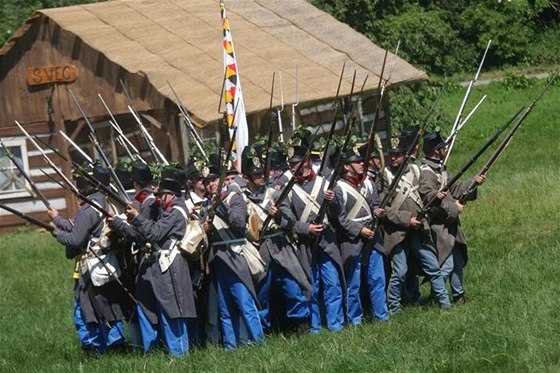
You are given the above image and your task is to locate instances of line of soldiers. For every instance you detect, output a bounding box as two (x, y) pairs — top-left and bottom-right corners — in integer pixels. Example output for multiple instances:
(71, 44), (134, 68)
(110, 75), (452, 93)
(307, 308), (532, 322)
(46, 126), (485, 357)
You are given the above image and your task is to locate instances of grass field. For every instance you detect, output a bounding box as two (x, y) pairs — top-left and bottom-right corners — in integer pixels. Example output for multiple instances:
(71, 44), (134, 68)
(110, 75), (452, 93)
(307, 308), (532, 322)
(1, 77), (560, 372)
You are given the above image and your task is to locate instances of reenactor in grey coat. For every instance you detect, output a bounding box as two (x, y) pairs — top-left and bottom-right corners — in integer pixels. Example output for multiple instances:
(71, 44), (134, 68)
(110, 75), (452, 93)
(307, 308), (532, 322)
(119, 174), (197, 356)
(418, 131), (484, 304)
(49, 166), (127, 355)
(241, 145), (312, 333)
(204, 158), (264, 351)
(282, 145), (344, 334)
(332, 147), (387, 324)
(384, 134), (451, 312)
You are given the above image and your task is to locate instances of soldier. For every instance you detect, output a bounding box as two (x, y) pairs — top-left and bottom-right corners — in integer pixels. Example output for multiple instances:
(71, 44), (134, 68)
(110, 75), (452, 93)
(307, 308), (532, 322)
(241, 146), (312, 333)
(418, 131), (484, 304)
(117, 173), (197, 356)
(332, 147), (387, 325)
(383, 134), (451, 313)
(108, 163), (159, 347)
(48, 165), (127, 356)
(204, 158), (264, 350)
(283, 145), (344, 334)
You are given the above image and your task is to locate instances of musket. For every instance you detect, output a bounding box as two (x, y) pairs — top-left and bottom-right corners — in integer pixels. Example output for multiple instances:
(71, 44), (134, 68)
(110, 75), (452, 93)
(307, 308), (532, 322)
(260, 124), (323, 234)
(363, 49), (389, 174)
(59, 130), (93, 165)
(119, 80), (168, 165)
(291, 65), (299, 131)
(444, 40), (492, 166)
(368, 87), (446, 233)
(68, 90), (132, 204)
(418, 106), (524, 220)
(34, 136), (128, 210)
(277, 72), (285, 143)
(263, 72), (276, 186)
(98, 93), (145, 163)
(166, 81), (208, 161)
(42, 170), (113, 219)
(73, 168), (129, 210)
(459, 73), (558, 203)
(313, 115), (354, 225)
(446, 95), (487, 144)
(15, 120), (79, 194)
(317, 62), (346, 176)
(214, 125), (238, 206)
(0, 138), (51, 209)
(0, 202), (54, 231)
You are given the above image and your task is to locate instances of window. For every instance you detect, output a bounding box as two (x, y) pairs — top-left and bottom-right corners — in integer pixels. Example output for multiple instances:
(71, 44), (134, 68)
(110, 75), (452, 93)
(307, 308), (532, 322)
(0, 138), (30, 199)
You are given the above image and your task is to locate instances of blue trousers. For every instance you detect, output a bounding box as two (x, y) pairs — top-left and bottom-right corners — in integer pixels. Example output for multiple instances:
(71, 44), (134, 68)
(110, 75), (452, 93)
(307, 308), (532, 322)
(387, 244), (408, 313)
(136, 303), (189, 356)
(257, 260), (310, 330)
(450, 246), (466, 298)
(410, 233), (451, 309)
(213, 258), (264, 351)
(310, 249), (344, 334)
(73, 298), (125, 354)
(344, 254), (363, 325)
(365, 249), (389, 321)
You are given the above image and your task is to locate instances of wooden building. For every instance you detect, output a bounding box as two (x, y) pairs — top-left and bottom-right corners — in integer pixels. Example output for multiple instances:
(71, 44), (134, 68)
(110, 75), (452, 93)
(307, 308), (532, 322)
(0, 0), (427, 231)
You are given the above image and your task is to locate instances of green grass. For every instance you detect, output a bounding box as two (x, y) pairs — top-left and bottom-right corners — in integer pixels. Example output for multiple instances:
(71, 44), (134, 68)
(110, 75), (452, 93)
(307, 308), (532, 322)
(2, 77), (560, 372)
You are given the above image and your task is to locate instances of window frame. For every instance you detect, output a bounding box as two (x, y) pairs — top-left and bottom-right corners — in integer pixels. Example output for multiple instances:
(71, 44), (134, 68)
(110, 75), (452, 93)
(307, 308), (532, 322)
(0, 137), (31, 200)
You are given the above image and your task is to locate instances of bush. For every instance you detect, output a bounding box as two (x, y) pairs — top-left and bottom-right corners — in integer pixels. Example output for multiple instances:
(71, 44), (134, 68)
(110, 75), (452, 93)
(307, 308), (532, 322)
(373, 4), (475, 76)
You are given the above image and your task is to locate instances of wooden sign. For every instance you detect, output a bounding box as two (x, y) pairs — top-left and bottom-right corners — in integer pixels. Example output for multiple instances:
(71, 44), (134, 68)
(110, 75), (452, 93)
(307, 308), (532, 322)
(27, 64), (77, 86)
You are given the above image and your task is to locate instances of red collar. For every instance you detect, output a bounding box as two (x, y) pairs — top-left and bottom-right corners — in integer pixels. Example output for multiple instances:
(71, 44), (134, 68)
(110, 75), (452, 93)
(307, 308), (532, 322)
(297, 168), (315, 183)
(344, 173), (365, 187)
(134, 190), (152, 204)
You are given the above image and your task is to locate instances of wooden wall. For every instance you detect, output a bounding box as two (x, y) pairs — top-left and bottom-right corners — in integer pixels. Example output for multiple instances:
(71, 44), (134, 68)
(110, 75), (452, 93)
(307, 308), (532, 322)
(0, 14), (188, 231)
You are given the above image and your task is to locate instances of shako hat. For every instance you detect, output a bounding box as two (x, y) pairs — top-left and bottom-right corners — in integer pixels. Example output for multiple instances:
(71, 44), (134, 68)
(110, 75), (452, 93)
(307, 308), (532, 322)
(423, 131), (446, 154)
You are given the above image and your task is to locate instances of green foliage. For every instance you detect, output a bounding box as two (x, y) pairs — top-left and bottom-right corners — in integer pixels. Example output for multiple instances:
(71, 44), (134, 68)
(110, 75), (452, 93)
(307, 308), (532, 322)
(0, 0), (107, 47)
(312, 0), (560, 76)
(389, 81), (452, 134)
(375, 4), (476, 76)
(501, 73), (532, 91)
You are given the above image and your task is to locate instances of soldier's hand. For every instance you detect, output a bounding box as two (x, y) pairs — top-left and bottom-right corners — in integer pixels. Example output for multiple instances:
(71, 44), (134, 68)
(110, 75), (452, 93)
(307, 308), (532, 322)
(455, 200), (465, 214)
(360, 226), (375, 240)
(47, 207), (59, 220)
(474, 174), (486, 185)
(308, 223), (324, 236)
(409, 217), (422, 230)
(374, 208), (385, 218)
(436, 190), (448, 200)
(324, 190), (335, 202)
(202, 220), (212, 233)
(125, 203), (139, 220)
(106, 214), (116, 225)
(50, 227), (59, 238)
(269, 204), (279, 217)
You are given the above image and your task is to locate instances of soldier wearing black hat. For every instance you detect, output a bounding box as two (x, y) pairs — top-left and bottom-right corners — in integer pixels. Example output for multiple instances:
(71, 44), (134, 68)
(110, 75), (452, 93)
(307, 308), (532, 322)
(48, 165), (128, 356)
(332, 146), (388, 325)
(383, 134), (451, 312)
(418, 131), (484, 304)
(241, 145), (312, 334)
(118, 171), (197, 356)
(203, 151), (265, 351)
(108, 162), (159, 346)
(282, 144), (344, 334)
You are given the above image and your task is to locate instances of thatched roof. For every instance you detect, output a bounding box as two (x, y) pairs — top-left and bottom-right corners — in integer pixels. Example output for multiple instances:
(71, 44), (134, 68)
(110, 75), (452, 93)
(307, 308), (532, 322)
(1, 0), (427, 125)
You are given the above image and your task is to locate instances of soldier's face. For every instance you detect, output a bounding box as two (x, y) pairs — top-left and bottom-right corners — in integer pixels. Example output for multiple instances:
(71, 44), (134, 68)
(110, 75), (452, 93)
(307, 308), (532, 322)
(391, 152), (405, 168)
(224, 175), (236, 186)
(371, 157), (381, 171)
(250, 173), (265, 187)
(346, 161), (364, 176)
(204, 178), (219, 194)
